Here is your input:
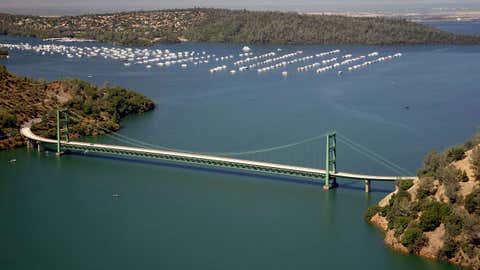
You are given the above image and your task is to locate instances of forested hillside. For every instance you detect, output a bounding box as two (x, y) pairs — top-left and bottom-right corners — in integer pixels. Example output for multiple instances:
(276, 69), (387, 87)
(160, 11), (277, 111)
(0, 66), (155, 150)
(366, 134), (480, 269)
(1, 9), (479, 46)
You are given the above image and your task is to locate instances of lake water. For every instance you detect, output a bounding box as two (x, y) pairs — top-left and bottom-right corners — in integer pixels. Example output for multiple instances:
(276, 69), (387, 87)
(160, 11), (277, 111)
(1, 22), (479, 269)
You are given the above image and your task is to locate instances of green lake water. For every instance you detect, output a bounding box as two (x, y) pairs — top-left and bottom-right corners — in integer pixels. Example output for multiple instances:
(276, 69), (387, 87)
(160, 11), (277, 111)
(1, 23), (479, 269)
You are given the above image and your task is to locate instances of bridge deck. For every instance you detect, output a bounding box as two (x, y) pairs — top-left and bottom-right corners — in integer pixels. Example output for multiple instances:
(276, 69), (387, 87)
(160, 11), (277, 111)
(21, 127), (416, 182)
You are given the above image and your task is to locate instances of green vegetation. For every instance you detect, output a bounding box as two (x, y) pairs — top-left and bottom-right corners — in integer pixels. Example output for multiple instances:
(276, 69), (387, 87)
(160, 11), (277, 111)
(465, 188), (480, 215)
(401, 227), (426, 252)
(439, 236), (458, 259)
(419, 201), (449, 231)
(364, 205), (382, 222)
(445, 145), (466, 163)
(418, 150), (447, 178)
(471, 147), (480, 180)
(397, 179), (414, 191)
(1, 9), (480, 46)
(0, 65), (155, 150)
(366, 133), (480, 269)
(185, 9), (480, 45)
(416, 177), (436, 200)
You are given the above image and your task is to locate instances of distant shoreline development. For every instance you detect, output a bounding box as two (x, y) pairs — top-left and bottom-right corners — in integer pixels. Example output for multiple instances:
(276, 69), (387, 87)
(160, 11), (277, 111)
(1, 9), (479, 47)
(307, 11), (480, 22)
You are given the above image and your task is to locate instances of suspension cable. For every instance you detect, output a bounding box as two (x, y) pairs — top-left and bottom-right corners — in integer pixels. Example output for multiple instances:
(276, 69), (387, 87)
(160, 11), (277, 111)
(337, 133), (413, 175)
(337, 137), (408, 175)
(69, 110), (413, 175)
(337, 136), (413, 176)
(68, 110), (330, 157)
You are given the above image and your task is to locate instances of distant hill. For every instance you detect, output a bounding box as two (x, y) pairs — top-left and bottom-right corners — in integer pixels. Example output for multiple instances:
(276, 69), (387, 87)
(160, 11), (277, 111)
(366, 134), (480, 269)
(0, 66), (155, 150)
(1, 8), (480, 46)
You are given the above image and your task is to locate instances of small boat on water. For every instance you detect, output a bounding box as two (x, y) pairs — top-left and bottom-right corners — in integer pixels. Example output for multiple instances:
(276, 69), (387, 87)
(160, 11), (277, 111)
(8, 159), (16, 163)
(112, 193), (120, 198)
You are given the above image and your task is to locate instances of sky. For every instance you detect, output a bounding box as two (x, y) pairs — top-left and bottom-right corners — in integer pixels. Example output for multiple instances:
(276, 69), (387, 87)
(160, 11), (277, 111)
(1, 0), (480, 15)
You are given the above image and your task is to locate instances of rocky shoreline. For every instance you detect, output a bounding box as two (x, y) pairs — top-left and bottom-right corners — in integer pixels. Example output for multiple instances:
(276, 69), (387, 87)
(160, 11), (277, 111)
(367, 141), (480, 269)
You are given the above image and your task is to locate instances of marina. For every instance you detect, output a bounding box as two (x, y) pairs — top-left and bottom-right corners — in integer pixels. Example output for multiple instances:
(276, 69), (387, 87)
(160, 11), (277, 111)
(0, 42), (402, 77)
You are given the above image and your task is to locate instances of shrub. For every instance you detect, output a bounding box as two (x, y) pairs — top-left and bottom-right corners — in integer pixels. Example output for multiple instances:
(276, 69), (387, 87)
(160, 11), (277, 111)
(392, 216), (413, 237)
(0, 110), (17, 128)
(461, 243), (475, 257)
(401, 227), (426, 252)
(420, 209), (442, 231)
(397, 179), (414, 191)
(444, 181), (459, 203)
(465, 189), (480, 215)
(460, 170), (469, 182)
(444, 213), (463, 235)
(396, 190), (411, 201)
(439, 237), (458, 259)
(416, 178), (436, 200)
(419, 202), (449, 232)
(446, 145), (466, 163)
(437, 165), (463, 183)
(464, 132), (480, 150)
(365, 205), (382, 222)
(471, 147), (480, 180)
(385, 192), (413, 223)
(418, 150), (446, 177)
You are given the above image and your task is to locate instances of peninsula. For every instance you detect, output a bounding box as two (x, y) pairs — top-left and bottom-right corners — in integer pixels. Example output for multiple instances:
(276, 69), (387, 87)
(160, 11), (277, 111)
(365, 134), (480, 269)
(1, 8), (480, 46)
(0, 65), (155, 150)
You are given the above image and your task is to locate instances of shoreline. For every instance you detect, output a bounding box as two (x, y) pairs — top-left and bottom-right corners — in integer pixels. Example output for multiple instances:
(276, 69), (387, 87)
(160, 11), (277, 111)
(367, 143), (480, 269)
(306, 11), (480, 23)
(43, 37), (96, 43)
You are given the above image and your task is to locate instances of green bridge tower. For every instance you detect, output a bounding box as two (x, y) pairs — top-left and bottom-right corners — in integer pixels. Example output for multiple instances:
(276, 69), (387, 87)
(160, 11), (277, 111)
(323, 132), (337, 190)
(56, 109), (69, 155)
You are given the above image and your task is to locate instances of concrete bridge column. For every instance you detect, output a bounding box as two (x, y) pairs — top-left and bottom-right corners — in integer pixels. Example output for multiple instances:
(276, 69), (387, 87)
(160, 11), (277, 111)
(37, 141), (44, 152)
(26, 139), (34, 149)
(365, 180), (371, 193)
(323, 177), (338, 190)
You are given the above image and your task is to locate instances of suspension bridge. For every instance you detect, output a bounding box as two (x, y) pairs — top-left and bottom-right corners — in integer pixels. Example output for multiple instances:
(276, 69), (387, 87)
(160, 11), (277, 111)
(21, 110), (416, 192)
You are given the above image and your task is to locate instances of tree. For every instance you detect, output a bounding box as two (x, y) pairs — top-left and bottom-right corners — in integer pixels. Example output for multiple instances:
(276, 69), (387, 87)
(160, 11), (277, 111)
(397, 179), (414, 191)
(419, 202), (449, 232)
(465, 189), (480, 215)
(439, 236), (458, 259)
(418, 150), (446, 177)
(364, 205), (382, 222)
(470, 147), (480, 180)
(445, 145), (466, 163)
(401, 227), (426, 253)
(416, 177), (436, 200)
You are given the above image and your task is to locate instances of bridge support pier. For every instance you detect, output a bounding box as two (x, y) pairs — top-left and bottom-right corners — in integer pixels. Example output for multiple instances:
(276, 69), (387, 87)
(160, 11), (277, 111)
(26, 139), (34, 149)
(323, 178), (338, 190)
(365, 180), (371, 193)
(37, 141), (44, 152)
